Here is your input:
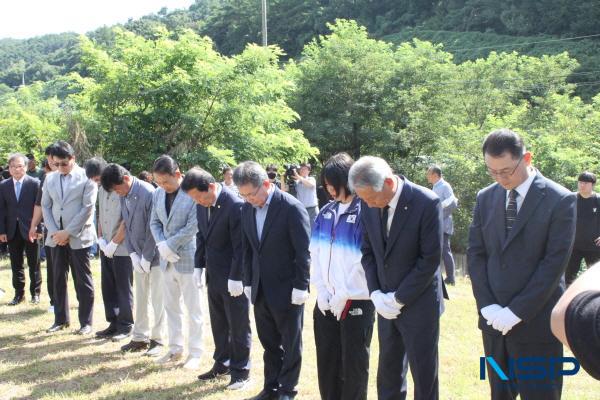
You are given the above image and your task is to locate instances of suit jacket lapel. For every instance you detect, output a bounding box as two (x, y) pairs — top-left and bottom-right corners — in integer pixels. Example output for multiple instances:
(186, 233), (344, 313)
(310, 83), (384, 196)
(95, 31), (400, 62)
(492, 185), (507, 249)
(503, 174), (546, 251)
(206, 190), (226, 237)
(366, 206), (386, 257)
(166, 190), (182, 226)
(246, 205), (260, 250)
(125, 180), (142, 224)
(259, 189), (282, 249)
(385, 177), (414, 258)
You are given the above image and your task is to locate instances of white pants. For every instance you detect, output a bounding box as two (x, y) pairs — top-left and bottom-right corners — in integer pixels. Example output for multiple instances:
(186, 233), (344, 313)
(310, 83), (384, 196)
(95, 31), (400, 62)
(163, 265), (205, 357)
(132, 267), (165, 343)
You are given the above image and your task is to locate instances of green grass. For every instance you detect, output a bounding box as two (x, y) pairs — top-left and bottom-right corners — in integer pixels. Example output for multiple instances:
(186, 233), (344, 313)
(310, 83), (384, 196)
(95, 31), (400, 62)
(0, 258), (597, 399)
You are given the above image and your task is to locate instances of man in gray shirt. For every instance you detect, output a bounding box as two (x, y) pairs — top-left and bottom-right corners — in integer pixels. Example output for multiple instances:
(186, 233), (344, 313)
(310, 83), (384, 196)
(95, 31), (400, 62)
(292, 163), (319, 229)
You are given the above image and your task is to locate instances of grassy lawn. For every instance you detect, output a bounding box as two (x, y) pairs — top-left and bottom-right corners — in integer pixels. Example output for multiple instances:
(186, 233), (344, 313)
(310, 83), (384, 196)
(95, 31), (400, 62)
(0, 258), (597, 399)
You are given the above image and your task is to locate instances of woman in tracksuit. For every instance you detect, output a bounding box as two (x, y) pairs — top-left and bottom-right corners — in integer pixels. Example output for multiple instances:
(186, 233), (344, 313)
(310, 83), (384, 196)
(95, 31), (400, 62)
(310, 152), (375, 400)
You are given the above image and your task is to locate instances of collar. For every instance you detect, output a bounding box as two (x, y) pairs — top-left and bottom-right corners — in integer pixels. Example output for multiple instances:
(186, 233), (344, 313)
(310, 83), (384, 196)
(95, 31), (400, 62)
(387, 175), (403, 209)
(12, 176), (26, 184)
(433, 178), (445, 188)
(508, 167), (536, 200)
(255, 184), (275, 209)
(212, 183), (222, 207)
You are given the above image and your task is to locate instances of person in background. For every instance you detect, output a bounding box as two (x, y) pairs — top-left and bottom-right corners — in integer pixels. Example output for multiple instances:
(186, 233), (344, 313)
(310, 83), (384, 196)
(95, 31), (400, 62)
(426, 165), (458, 285)
(85, 158), (134, 342)
(311, 152), (374, 400)
(139, 170), (157, 188)
(293, 163), (319, 229)
(266, 164), (282, 189)
(564, 171), (600, 285)
(26, 153), (44, 180)
(221, 166), (239, 196)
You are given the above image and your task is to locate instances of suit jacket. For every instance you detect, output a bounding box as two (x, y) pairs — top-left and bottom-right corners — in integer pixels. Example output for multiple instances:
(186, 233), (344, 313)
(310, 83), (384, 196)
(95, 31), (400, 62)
(41, 165), (98, 249)
(240, 186), (311, 310)
(195, 185), (243, 292)
(361, 176), (444, 321)
(432, 178), (458, 235)
(150, 186), (198, 273)
(0, 175), (40, 240)
(467, 172), (576, 342)
(121, 177), (159, 266)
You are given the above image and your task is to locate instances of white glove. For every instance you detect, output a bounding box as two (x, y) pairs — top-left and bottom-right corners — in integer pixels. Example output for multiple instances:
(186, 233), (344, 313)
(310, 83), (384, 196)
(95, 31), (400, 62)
(384, 292), (403, 311)
(140, 256), (151, 273)
(490, 307), (522, 335)
(98, 238), (108, 254)
(103, 241), (118, 258)
(291, 288), (310, 305)
(371, 290), (401, 319)
(244, 286), (252, 301)
(193, 268), (205, 289)
(129, 252), (142, 274)
(156, 241), (172, 260)
(481, 304), (503, 322)
(316, 292), (331, 316)
(228, 279), (244, 297)
(329, 293), (348, 320)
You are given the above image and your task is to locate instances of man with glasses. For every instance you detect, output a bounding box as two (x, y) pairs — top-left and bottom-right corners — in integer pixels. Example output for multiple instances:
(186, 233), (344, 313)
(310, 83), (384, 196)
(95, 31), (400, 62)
(42, 141), (98, 334)
(0, 153), (42, 306)
(468, 128), (576, 400)
(234, 161), (310, 400)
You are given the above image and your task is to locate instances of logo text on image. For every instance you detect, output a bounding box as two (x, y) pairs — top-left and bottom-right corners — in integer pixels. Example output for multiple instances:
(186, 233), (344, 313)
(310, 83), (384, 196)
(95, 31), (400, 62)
(480, 356), (580, 381)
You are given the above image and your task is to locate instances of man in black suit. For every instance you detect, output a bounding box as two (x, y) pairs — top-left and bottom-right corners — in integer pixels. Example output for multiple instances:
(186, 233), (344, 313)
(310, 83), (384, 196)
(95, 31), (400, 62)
(468, 128), (576, 400)
(182, 167), (251, 390)
(0, 153), (42, 305)
(233, 161), (311, 400)
(349, 156), (444, 400)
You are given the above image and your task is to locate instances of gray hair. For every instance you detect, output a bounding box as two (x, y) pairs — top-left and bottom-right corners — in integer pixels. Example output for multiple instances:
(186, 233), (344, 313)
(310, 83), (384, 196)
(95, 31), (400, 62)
(348, 156), (393, 192)
(233, 161), (268, 188)
(8, 153), (28, 166)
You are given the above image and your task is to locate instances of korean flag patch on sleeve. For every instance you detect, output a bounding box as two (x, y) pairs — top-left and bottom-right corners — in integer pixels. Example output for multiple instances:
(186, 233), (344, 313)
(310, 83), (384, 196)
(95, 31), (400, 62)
(346, 215), (356, 224)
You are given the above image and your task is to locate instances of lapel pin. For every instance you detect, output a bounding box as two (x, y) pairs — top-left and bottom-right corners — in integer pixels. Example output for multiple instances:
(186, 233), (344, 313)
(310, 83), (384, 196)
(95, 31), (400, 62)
(404, 206), (408, 210)
(217, 205), (221, 209)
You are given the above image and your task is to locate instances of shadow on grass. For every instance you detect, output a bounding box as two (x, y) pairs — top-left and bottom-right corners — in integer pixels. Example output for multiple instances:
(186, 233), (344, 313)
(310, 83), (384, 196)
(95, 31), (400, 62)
(0, 306), (46, 322)
(95, 380), (226, 400)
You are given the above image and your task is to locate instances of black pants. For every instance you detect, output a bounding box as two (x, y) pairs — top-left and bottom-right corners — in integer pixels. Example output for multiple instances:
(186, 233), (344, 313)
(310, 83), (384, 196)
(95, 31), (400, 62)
(565, 248), (600, 285)
(45, 245), (54, 306)
(482, 332), (563, 400)
(8, 229), (41, 298)
(208, 284), (251, 379)
(53, 245), (94, 327)
(313, 300), (375, 400)
(254, 288), (304, 396)
(100, 254), (134, 333)
(377, 313), (440, 400)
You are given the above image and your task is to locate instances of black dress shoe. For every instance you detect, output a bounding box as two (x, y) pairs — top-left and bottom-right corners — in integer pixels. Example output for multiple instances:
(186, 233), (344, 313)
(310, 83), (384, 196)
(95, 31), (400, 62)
(95, 326), (117, 339)
(30, 295), (40, 304)
(8, 296), (24, 306)
(47, 323), (70, 333)
(121, 340), (150, 353)
(277, 395), (295, 400)
(247, 389), (278, 400)
(198, 363), (230, 380)
(444, 277), (456, 286)
(75, 325), (92, 335)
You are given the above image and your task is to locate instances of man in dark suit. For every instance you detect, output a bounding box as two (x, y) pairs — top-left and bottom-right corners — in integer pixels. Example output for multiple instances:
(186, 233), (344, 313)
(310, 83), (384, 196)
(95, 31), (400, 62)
(182, 167), (251, 390)
(0, 153), (42, 305)
(233, 161), (310, 400)
(349, 156), (444, 400)
(468, 128), (576, 400)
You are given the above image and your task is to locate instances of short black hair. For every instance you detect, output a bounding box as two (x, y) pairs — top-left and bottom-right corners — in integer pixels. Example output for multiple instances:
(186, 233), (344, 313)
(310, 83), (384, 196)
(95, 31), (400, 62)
(152, 155), (179, 175)
(482, 128), (525, 159)
(321, 152), (354, 198)
(181, 167), (216, 192)
(26, 153), (35, 160)
(84, 157), (107, 179)
(300, 162), (311, 170)
(44, 144), (57, 156)
(266, 164), (278, 172)
(101, 163), (131, 192)
(222, 166), (233, 175)
(138, 170), (151, 181)
(428, 165), (442, 177)
(578, 171), (597, 184)
(52, 141), (75, 159)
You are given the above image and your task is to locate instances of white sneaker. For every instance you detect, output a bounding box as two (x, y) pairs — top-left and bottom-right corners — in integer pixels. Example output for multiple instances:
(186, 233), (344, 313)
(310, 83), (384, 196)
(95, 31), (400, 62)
(227, 377), (250, 390)
(156, 352), (183, 365)
(47, 305), (54, 313)
(182, 356), (201, 370)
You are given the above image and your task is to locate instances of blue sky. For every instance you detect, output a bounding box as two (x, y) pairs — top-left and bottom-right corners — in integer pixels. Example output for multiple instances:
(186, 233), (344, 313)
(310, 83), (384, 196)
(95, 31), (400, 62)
(0, 0), (195, 39)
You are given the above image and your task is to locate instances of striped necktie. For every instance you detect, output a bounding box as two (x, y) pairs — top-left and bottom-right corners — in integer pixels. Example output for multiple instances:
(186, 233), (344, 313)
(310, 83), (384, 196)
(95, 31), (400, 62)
(505, 189), (518, 236)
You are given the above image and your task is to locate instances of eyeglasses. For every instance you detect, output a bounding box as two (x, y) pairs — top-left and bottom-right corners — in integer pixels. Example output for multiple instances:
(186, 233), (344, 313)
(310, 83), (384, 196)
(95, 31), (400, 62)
(51, 161), (71, 168)
(8, 164), (25, 170)
(239, 185), (262, 199)
(486, 155), (523, 178)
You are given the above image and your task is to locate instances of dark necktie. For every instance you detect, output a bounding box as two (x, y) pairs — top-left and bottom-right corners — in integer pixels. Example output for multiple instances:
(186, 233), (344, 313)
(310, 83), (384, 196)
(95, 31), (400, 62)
(381, 205), (390, 242)
(505, 189), (518, 236)
(207, 206), (214, 222)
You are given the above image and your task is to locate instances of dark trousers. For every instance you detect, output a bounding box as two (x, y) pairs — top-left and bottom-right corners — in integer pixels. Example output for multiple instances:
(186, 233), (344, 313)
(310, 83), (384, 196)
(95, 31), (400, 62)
(442, 233), (456, 282)
(313, 300), (375, 400)
(8, 229), (41, 298)
(377, 314), (439, 400)
(565, 248), (600, 285)
(100, 254), (134, 333)
(254, 288), (304, 396)
(53, 245), (94, 327)
(45, 245), (54, 306)
(208, 283), (251, 379)
(482, 332), (563, 400)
